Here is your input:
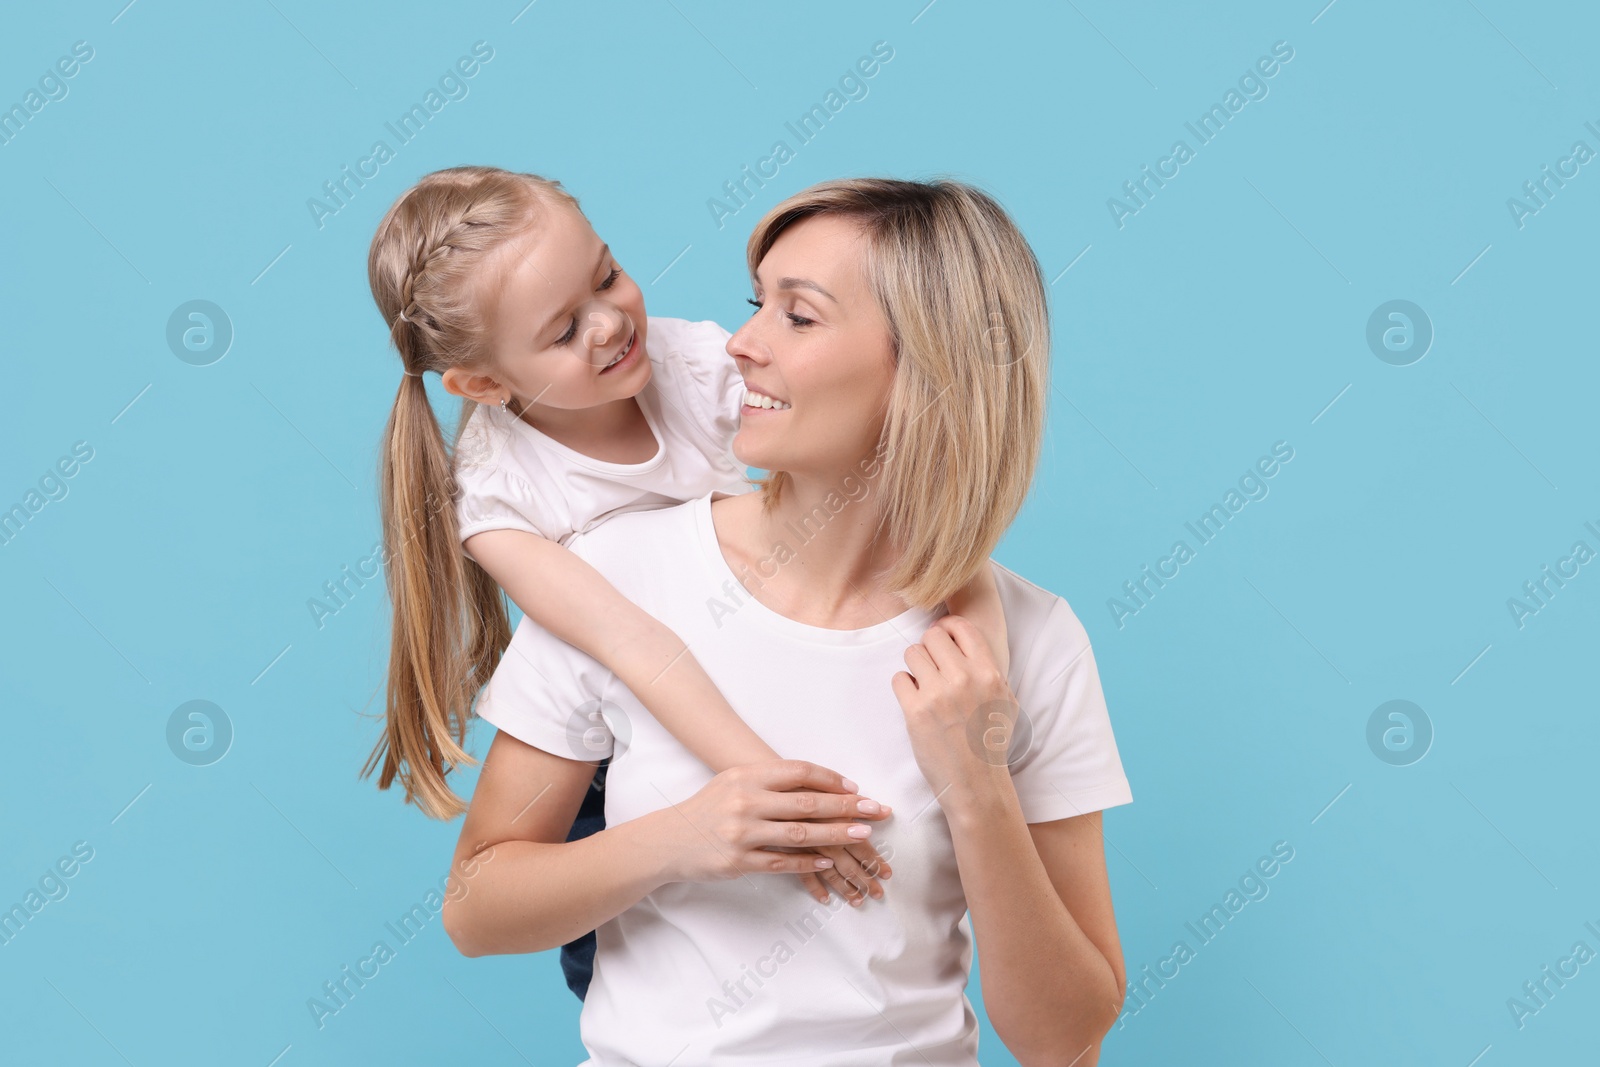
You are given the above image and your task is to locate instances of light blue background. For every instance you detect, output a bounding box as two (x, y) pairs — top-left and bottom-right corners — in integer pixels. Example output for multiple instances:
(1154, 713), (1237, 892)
(3, 1), (1597, 1064)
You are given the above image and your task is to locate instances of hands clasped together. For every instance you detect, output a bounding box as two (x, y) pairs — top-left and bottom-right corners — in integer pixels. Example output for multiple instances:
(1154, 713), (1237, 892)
(655, 615), (1017, 908)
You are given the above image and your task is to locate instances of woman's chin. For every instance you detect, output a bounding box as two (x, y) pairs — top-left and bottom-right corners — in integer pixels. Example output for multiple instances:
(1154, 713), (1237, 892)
(731, 432), (766, 471)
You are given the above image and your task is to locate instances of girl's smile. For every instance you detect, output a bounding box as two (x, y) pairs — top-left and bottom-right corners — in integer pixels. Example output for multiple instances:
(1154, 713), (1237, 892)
(598, 330), (641, 374)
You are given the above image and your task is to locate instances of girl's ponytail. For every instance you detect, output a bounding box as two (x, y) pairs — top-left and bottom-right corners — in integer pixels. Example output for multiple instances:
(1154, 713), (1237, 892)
(362, 166), (579, 819)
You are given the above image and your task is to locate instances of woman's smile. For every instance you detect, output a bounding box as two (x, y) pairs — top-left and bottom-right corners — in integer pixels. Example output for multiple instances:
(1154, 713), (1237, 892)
(741, 386), (791, 412)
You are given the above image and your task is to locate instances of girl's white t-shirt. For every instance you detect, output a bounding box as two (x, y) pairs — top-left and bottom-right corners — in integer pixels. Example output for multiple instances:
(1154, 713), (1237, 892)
(453, 316), (752, 547)
(474, 491), (1134, 1067)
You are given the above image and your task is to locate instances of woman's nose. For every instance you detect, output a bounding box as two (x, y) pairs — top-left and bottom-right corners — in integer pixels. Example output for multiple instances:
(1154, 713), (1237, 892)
(726, 317), (766, 364)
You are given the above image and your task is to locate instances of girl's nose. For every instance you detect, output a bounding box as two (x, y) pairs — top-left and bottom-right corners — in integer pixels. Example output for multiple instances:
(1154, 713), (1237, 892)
(582, 306), (623, 347)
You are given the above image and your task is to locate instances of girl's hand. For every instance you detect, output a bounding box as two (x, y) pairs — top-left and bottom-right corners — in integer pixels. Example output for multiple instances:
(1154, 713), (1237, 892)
(770, 775), (896, 908)
(650, 760), (891, 886)
(793, 818), (894, 907)
(765, 789), (896, 907)
(891, 615), (1020, 801)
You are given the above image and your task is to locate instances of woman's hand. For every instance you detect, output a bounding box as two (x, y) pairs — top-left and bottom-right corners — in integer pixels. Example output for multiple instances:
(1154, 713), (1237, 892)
(892, 614), (1021, 802)
(650, 760), (892, 887)
(792, 822), (894, 907)
(775, 779), (896, 908)
(944, 561), (1011, 679)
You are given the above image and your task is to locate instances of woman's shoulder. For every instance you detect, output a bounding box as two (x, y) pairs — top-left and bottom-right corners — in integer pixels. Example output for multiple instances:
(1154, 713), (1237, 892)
(554, 496), (712, 612)
(570, 493), (705, 558)
(989, 561), (1090, 649)
(988, 561), (1132, 816)
(988, 560), (1100, 698)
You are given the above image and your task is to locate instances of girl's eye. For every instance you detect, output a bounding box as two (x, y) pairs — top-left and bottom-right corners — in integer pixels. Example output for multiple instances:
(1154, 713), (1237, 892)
(746, 297), (762, 314)
(554, 269), (624, 345)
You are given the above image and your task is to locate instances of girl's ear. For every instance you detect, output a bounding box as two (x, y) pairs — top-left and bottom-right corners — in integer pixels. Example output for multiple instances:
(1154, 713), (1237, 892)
(440, 365), (506, 405)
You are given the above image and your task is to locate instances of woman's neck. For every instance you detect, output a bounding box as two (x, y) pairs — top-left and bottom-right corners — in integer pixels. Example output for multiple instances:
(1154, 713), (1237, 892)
(713, 473), (914, 631)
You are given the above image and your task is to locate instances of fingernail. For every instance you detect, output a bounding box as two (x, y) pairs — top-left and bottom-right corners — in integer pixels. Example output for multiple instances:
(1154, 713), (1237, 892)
(841, 777), (858, 792)
(848, 824), (871, 839)
(857, 799), (881, 814)
(814, 858), (833, 868)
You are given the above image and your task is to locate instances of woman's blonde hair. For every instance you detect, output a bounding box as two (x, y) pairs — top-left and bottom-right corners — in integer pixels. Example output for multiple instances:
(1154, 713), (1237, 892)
(363, 165), (580, 820)
(745, 177), (1051, 610)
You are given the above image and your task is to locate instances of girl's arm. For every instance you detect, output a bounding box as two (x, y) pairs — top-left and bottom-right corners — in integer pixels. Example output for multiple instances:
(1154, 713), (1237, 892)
(944, 560), (1011, 679)
(467, 531), (774, 771)
(465, 527), (776, 771)
(463, 527), (891, 904)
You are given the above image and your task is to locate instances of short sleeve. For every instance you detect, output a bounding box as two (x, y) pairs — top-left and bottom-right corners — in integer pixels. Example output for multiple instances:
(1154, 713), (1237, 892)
(473, 554), (621, 761)
(647, 316), (741, 456)
(454, 463), (555, 542)
(1007, 597), (1133, 823)
(452, 408), (556, 543)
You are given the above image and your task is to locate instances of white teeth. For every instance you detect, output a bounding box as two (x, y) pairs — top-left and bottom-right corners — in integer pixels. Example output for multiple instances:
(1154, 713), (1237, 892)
(744, 388), (790, 410)
(603, 334), (633, 369)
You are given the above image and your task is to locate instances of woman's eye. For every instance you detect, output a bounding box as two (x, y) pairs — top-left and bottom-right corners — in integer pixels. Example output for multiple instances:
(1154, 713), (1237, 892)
(745, 297), (810, 328)
(599, 267), (622, 291)
(556, 318), (577, 345)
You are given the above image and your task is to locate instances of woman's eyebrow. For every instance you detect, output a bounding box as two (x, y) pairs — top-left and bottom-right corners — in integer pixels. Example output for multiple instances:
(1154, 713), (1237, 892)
(776, 276), (837, 303)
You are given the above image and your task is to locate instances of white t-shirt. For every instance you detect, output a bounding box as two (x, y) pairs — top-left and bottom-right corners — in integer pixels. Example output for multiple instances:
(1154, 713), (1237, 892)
(475, 491), (1134, 1067)
(453, 316), (751, 547)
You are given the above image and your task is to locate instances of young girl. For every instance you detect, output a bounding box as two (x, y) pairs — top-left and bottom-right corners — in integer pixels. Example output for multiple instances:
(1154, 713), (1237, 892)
(361, 165), (1011, 994)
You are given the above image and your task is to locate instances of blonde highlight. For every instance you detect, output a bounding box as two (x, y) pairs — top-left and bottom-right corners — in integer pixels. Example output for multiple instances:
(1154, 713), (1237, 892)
(363, 166), (580, 819)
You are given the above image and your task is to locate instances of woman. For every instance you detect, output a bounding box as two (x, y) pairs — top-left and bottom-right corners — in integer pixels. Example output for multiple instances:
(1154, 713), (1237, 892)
(442, 178), (1133, 1066)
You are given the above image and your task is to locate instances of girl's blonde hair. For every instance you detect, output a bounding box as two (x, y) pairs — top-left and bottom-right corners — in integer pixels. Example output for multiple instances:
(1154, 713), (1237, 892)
(363, 165), (580, 820)
(745, 177), (1051, 610)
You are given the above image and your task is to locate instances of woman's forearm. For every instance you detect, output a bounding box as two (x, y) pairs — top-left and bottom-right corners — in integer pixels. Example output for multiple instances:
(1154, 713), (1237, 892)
(944, 768), (1121, 1066)
(445, 809), (676, 958)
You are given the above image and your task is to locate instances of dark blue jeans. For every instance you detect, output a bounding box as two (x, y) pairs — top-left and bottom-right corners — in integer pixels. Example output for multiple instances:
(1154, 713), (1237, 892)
(559, 760), (608, 1000)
